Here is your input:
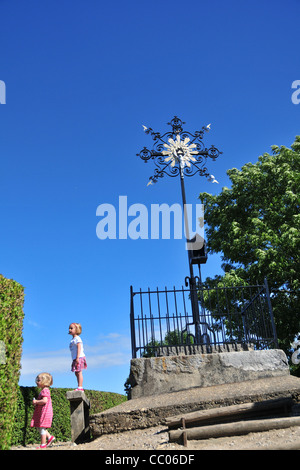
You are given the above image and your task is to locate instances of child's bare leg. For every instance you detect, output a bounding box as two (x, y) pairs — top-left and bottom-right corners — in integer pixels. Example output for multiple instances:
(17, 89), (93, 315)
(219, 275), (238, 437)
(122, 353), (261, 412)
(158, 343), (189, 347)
(40, 428), (47, 445)
(75, 370), (83, 388)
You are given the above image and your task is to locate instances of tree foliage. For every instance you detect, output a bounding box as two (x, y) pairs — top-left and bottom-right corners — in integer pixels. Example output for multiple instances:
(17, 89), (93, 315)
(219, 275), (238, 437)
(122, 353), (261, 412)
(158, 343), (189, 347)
(199, 136), (300, 356)
(0, 275), (25, 449)
(142, 329), (194, 358)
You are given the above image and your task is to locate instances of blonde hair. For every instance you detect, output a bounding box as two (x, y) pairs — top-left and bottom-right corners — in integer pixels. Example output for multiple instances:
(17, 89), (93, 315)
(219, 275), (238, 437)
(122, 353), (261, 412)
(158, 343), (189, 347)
(70, 322), (82, 334)
(35, 372), (53, 387)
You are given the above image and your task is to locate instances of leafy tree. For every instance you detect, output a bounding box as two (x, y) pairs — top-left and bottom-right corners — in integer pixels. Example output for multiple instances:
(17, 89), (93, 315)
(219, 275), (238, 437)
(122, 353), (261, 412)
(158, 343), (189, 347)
(142, 329), (194, 358)
(164, 329), (195, 346)
(142, 339), (161, 358)
(199, 136), (300, 358)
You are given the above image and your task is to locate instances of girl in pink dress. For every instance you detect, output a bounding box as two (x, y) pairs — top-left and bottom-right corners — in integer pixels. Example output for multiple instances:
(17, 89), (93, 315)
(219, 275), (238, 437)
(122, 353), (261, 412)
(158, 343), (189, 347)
(30, 372), (55, 449)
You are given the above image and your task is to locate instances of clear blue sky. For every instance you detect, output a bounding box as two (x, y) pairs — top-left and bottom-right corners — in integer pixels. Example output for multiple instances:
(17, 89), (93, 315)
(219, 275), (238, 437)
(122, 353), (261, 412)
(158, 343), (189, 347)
(1, 0), (299, 394)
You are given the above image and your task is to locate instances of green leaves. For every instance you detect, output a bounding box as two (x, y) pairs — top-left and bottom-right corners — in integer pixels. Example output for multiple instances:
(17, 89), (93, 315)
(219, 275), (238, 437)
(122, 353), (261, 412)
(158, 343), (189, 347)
(0, 275), (25, 449)
(199, 136), (300, 355)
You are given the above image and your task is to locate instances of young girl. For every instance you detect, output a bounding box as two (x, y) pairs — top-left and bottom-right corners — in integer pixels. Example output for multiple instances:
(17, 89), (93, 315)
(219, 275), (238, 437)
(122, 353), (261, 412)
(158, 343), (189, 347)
(69, 322), (87, 391)
(30, 372), (55, 449)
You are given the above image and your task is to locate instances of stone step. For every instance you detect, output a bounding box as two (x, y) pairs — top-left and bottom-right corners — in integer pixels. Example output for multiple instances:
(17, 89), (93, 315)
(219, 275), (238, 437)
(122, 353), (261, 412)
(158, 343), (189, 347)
(90, 375), (300, 437)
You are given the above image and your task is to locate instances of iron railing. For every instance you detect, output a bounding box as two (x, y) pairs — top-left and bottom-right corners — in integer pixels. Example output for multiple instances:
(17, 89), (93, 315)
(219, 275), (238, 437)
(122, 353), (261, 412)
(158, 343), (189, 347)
(130, 279), (278, 358)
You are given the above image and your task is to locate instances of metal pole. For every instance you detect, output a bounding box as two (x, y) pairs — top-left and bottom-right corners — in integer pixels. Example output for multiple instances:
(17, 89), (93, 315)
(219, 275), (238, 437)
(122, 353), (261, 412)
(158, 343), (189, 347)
(130, 285), (137, 358)
(264, 278), (278, 348)
(179, 161), (201, 343)
(137, 117), (223, 347)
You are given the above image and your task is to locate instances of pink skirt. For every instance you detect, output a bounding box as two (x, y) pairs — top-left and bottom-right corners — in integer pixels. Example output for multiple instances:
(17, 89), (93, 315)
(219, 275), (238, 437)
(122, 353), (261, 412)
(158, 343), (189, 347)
(71, 356), (87, 372)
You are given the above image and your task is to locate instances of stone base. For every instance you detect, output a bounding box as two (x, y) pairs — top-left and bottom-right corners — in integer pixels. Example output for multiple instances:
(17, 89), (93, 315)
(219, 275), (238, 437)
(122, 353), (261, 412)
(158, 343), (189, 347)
(66, 390), (90, 444)
(90, 375), (300, 437)
(129, 349), (289, 399)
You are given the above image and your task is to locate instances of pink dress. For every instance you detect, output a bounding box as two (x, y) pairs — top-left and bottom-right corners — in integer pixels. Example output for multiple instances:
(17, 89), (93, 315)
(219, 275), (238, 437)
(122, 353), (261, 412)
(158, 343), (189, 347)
(30, 388), (53, 428)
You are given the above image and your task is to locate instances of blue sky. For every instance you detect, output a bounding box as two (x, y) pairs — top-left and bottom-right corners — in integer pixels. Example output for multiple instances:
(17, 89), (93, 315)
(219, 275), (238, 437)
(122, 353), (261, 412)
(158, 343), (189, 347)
(0, 0), (299, 394)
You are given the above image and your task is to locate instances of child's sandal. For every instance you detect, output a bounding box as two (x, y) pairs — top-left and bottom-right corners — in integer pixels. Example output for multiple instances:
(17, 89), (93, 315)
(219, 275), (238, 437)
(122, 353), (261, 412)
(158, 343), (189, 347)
(47, 435), (55, 447)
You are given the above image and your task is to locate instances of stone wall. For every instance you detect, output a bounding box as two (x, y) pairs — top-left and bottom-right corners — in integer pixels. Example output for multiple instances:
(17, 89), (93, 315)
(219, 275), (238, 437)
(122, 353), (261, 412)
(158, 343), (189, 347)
(128, 349), (289, 399)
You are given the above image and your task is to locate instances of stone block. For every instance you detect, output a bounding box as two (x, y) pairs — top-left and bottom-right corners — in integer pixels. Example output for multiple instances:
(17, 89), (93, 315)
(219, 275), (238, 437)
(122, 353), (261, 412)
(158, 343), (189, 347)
(129, 349), (289, 399)
(66, 390), (90, 444)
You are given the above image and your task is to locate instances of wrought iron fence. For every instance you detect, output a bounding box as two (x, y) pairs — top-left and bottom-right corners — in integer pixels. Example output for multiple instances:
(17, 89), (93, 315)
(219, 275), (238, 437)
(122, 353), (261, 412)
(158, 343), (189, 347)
(130, 279), (278, 358)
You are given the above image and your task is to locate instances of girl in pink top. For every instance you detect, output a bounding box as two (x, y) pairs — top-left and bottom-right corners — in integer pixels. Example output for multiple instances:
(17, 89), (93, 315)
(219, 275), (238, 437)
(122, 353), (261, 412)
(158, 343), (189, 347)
(30, 372), (55, 449)
(69, 322), (87, 391)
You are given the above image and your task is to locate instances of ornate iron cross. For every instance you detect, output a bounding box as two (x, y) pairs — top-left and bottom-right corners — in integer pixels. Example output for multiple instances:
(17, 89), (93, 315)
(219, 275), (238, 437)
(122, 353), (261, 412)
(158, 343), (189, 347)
(137, 116), (222, 186)
(136, 116), (223, 344)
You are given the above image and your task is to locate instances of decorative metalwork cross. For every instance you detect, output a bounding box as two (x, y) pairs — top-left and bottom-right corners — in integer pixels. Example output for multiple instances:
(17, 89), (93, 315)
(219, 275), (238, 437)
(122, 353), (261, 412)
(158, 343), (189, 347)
(137, 116), (222, 186)
(137, 116), (222, 345)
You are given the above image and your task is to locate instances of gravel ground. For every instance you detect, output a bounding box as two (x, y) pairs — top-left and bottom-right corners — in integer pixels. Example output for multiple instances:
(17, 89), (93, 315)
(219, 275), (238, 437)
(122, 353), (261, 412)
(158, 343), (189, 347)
(11, 377), (300, 451)
(11, 423), (300, 451)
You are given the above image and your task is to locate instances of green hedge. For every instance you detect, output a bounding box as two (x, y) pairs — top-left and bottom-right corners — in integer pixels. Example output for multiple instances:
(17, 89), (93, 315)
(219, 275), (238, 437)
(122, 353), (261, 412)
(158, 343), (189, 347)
(12, 386), (127, 446)
(0, 275), (25, 450)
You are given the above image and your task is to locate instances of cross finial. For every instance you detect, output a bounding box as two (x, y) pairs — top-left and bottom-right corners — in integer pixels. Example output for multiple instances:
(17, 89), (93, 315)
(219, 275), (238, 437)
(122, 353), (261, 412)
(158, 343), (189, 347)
(167, 116), (186, 134)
